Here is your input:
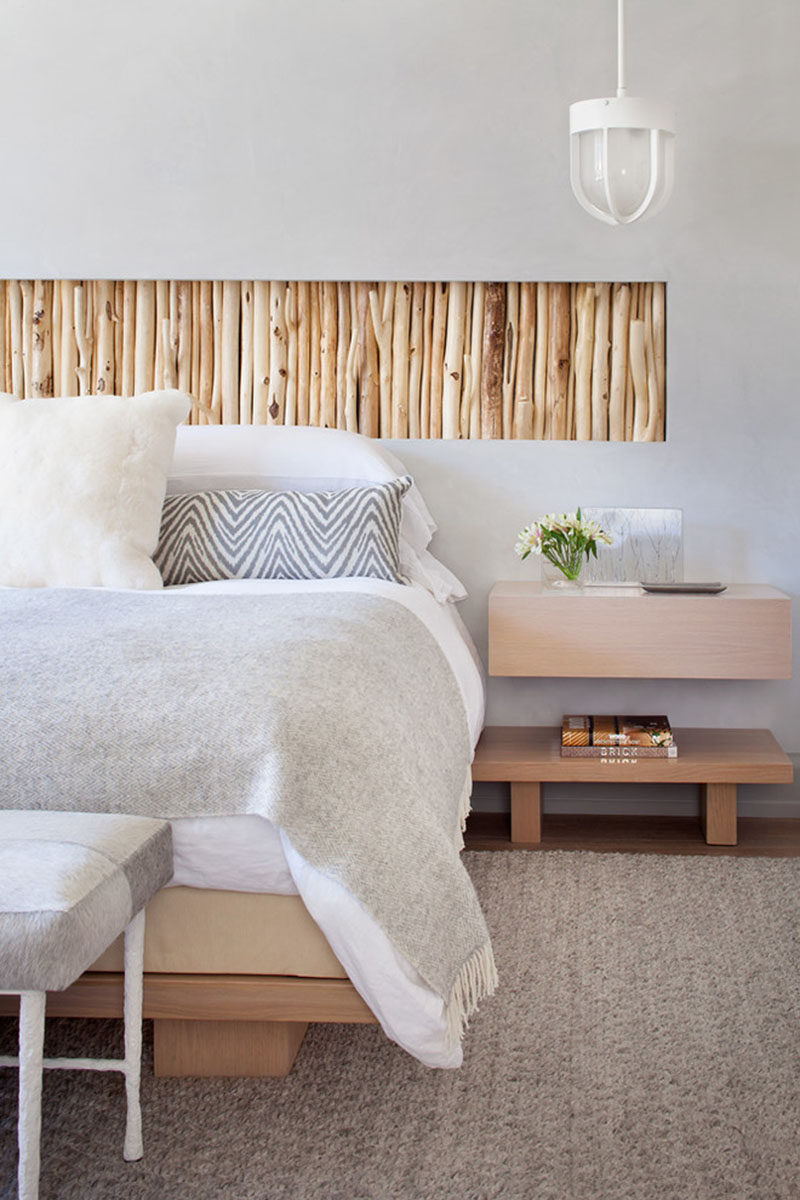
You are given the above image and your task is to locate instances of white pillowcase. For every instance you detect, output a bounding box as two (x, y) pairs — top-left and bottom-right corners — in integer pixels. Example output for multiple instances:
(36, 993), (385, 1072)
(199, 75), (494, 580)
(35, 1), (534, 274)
(0, 390), (191, 589)
(168, 425), (467, 602)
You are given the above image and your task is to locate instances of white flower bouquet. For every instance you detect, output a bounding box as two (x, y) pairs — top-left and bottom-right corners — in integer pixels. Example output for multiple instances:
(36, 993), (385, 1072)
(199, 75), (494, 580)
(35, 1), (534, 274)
(515, 508), (613, 583)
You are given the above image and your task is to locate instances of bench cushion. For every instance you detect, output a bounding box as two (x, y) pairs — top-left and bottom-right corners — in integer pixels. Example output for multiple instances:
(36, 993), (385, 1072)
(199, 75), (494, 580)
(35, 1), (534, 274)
(0, 812), (173, 992)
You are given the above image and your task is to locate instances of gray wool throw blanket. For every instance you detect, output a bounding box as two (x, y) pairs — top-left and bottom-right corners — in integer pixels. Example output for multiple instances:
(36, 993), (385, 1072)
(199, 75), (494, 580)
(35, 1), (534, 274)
(0, 588), (496, 1044)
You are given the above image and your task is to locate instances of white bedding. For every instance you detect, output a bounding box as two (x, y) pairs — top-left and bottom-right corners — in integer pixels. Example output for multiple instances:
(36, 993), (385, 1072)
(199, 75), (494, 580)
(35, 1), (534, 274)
(162, 576), (486, 1068)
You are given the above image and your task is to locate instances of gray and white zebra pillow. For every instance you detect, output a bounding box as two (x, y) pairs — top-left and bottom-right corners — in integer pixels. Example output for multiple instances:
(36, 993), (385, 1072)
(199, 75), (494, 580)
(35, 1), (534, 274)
(154, 477), (412, 586)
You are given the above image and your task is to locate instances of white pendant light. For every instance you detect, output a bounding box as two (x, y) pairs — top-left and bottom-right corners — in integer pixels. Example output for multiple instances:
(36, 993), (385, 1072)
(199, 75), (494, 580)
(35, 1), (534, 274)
(569, 0), (675, 225)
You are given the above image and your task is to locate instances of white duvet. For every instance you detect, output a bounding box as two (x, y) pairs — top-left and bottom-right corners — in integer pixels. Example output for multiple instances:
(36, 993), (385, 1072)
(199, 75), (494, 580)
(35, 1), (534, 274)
(160, 576), (486, 1068)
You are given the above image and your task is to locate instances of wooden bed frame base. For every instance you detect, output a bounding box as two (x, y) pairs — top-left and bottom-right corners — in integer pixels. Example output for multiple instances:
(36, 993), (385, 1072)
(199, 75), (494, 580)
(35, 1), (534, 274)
(0, 972), (376, 1078)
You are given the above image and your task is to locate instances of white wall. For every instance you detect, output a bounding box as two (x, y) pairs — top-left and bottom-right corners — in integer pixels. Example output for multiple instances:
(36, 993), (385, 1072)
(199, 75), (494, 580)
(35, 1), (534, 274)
(2, 0), (798, 811)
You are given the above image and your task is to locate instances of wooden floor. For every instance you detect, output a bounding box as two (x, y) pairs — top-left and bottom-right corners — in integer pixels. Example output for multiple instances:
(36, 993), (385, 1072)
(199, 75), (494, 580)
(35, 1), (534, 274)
(464, 811), (800, 857)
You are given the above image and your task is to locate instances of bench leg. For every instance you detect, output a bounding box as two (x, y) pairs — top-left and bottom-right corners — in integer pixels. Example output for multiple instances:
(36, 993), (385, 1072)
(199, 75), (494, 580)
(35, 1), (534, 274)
(122, 909), (146, 1161)
(510, 782), (542, 845)
(17, 991), (46, 1200)
(700, 783), (738, 846)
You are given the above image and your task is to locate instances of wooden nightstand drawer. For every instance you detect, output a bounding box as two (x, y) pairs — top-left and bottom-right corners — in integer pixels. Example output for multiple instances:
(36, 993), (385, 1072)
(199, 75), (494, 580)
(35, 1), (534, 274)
(488, 582), (791, 679)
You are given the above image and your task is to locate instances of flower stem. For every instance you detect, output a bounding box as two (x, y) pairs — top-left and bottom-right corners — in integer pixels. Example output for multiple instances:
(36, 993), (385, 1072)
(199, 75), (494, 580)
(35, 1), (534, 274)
(544, 546), (585, 580)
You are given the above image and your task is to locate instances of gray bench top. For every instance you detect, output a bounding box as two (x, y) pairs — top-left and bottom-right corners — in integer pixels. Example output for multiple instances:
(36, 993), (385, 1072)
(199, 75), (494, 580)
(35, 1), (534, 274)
(0, 812), (173, 992)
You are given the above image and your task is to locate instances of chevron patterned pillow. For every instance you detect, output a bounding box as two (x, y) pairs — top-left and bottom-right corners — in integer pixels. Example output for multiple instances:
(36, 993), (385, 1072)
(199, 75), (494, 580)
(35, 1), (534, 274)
(154, 477), (412, 585)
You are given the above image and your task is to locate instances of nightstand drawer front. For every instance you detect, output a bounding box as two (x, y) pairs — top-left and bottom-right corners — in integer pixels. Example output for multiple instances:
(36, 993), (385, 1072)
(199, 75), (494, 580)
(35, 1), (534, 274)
(488, 585), (791, 678)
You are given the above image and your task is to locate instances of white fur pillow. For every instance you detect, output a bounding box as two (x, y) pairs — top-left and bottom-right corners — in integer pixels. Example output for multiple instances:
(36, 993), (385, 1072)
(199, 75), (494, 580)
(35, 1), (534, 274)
(0, 390), (191, 589)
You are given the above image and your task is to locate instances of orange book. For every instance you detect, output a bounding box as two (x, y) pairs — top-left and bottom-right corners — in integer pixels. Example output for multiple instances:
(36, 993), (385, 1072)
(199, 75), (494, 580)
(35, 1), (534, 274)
(561, 715), (677, 757)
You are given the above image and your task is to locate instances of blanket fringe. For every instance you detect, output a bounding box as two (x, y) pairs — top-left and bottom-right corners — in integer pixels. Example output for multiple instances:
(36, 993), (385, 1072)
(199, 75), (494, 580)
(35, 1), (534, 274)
(444, 941), (499, 1051)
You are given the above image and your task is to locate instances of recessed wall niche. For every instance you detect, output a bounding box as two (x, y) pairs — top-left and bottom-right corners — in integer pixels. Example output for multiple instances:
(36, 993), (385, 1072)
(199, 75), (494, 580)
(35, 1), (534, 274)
(3, 280), (665, 441)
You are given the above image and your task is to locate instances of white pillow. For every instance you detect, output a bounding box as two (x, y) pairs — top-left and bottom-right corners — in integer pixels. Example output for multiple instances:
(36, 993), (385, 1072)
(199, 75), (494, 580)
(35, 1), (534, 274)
(168, 425), (466, 602)
(0, 390), (191, 589)
(402, 547), (467, 605)
(168, 424), (435, 549)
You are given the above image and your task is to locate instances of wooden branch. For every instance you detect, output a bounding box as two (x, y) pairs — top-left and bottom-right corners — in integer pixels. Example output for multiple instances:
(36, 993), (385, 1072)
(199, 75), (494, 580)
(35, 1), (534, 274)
(211, 280), (223, 423)
(9, 282), (23, 397)
(73, 284), (93, 396)
(481, 281), (505, 439)
(573, 282), (594, 441)
(442, 281), (467, 439)
(121, 281), (136, 398)
(463, 282), (481, 439)
(429, 283), (448, 438)
(169, 279), (178, 361)
(50, 279), (61, 394)
(591, 282), (611, 440)
(161, 318), (177, 389)
(239, 281), (254, 421)
(176, 281), (192, 398)
(344, 317), (359, 434)
(284, 282), (298, 428)
(113, 282), (124, 396)
(502, 282), (518, 438)
(547, 282), (570, 439)
(56, 280), (77, 397)
(31, 280), (53, 397)
(629, 319), (648, 440)
(637, 280), (646, 319)
(296, 281), (311, 425)
(390, 282), (411, 437)
(320, 282), (337, 429)
(407, 281), (425, 438)
(134, 280), (155, 394)
(460, 282), (474, 440)
(0, 284), (7, 394)
(567, 282), (577, 438)
(608, 283), (631, 441)
(349, 280), (358, 370)
(154, 280), (169, 388)
(369, 281), (393, 436)
(533, 281), (548, 439)
(309, 282), (321, 428)
(93, 280), (115, 395)
(624, 283), (638, 440)
(332, 282), (349, 430)
(198, 281), (214, 424)
(419, 281), (434, 439)
(652, 281), (666, 441)
(461, 354), (472, 441)
(252, 281), (270, 424)
(513, 282), (535, 439)
(20, 280), (33, 397)
(356, 282), (379, 437)
(644, 282), (662, 442)
(83, 282), (94, 388)
(220, 280), (240, 424)
(190, 281), (201, 416)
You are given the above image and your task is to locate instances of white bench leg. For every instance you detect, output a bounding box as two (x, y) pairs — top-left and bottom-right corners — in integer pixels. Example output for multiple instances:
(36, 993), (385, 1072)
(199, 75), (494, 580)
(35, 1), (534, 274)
(122, 909), (145, 1162)
(17, 990), (46, 1200)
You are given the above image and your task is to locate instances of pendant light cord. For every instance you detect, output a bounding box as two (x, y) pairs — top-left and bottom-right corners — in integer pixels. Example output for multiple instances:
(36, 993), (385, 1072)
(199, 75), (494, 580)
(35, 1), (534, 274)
(616, 0), (627, 97)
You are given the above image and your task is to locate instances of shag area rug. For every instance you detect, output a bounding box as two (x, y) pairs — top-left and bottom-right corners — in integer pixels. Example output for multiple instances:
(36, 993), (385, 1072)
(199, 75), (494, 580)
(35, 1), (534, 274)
(1, 851), (798, 1200)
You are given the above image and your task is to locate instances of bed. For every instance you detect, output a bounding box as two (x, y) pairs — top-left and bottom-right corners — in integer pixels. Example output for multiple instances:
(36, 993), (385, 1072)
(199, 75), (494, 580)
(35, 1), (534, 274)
(0, 399), (495, 1077)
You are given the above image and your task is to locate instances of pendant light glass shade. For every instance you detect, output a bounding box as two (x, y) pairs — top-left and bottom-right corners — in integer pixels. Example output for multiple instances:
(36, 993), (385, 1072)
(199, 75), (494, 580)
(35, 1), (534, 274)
(569, 2), (675, 225)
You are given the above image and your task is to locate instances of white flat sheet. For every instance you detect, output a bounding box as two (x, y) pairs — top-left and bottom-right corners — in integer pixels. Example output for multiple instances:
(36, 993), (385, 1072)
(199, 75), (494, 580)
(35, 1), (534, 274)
(161, 577), (487, 1066)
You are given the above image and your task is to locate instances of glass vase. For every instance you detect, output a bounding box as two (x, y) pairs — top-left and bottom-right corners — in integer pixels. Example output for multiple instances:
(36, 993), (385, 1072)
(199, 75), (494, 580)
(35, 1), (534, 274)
(541, 558), (584, 591)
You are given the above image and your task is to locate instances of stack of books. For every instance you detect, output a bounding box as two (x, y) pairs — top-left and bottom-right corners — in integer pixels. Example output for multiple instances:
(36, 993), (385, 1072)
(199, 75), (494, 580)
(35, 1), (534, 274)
(561, 715), (678, 758)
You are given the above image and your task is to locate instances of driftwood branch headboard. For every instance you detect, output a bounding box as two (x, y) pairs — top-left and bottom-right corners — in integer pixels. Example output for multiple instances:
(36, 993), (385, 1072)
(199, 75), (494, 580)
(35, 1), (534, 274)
(5, 280), (665, 441)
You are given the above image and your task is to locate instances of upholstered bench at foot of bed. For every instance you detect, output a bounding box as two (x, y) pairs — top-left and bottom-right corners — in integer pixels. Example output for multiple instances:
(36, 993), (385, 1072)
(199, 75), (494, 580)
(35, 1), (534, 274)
(0, 811), (173, 1200)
